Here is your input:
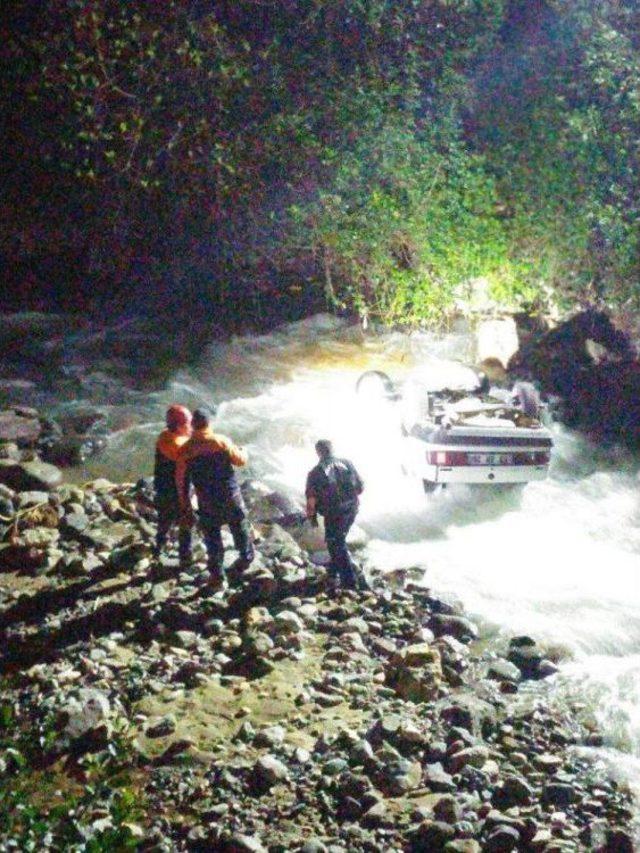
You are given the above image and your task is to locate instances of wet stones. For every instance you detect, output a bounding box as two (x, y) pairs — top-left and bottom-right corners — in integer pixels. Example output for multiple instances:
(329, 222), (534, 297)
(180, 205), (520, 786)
(0, 468), (635, 853)
(507, 636), (558, 680)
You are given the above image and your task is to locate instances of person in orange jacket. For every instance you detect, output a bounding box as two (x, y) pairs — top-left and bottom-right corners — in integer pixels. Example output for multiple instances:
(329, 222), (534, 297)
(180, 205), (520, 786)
(153, 405), (193, 565)
(176, 406), (254, 587)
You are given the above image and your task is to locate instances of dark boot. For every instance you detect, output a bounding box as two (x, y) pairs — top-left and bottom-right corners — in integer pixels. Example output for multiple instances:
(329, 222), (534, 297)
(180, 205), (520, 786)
(205, 564), (225, 592)
(178, 527), (192, 570)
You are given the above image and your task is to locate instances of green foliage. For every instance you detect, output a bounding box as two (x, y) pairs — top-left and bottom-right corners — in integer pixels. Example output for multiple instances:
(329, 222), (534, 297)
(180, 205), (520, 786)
(473, 0), (640, 312)
(0, 681), (144, 851)
(4, 0), (640, 324)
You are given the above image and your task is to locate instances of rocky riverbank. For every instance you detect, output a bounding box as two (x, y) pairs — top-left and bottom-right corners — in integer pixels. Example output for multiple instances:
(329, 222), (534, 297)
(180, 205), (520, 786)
(0, 444), (635, 851)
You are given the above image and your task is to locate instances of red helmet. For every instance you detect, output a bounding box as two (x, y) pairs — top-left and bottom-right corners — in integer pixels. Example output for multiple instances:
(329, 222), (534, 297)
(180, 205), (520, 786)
(166, 405), (192, 434)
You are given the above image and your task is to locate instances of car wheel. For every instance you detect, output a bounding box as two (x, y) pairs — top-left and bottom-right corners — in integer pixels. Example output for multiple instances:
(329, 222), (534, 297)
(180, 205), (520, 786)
(356, 370), (399, 401)
(514, 381), (541, 419)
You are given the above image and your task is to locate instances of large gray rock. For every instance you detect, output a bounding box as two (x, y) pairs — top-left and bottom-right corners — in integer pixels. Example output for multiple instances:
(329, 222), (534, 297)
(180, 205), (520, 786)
(79, 518), (136, 551)
(383, 757), (423, 795)
(58, 688), (112, 752)
(493, 774), (534, 808)
(447, 745), (489, 774)
(253, 754), (290, 790)
(438, 696), (498, 738)
(487, 659), (521, 684)
(423, 762), (457, 793)
(387, 648), (442, 703)
(430, 614), (479, 642)
(257, 523), (305, 561)
(484, 825), (520, 852)
(0, 409), (41, 445)
(0, 459), (63, 492)
(542, 781), (577, 807)
(16, 490), (51, 508)
(61, 511), (90, 537)
(409, 820), (455, 851)
(0, 543), (47, 573)
(19, 527), (60, 549)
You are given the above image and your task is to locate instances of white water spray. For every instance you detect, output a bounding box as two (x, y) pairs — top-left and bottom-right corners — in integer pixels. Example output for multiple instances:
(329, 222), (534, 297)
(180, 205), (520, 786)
(68, 314), (640, 803)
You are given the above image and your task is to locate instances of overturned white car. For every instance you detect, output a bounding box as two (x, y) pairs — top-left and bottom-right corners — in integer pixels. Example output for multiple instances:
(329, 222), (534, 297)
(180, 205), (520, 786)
(356, 363), (553, 492)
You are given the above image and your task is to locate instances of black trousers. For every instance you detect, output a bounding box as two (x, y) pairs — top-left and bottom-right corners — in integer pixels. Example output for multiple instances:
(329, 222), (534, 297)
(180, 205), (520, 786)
(199, 510), (254, 574)
(156, 502), (191, 562)
(323, 504), (358, 587)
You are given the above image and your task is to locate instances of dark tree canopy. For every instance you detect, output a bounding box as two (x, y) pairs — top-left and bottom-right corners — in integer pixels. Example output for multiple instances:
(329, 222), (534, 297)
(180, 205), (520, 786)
(2, 0), (639, 327)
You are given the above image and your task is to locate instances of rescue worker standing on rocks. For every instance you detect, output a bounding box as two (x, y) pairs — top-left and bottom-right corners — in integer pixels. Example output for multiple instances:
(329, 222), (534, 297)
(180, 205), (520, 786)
(305, 439), (364, 592)
(153, 405), (193, 565)
(176, 406), (254, 588)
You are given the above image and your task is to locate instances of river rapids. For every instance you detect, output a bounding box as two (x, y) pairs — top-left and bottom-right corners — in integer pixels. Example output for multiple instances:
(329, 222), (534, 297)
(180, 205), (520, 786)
(5, 312), (640, 809)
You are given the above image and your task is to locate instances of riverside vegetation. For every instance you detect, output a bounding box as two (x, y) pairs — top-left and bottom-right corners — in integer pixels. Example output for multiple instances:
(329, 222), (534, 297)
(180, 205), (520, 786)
(4, 1), (640, 327)
(0, 410), (635, 851)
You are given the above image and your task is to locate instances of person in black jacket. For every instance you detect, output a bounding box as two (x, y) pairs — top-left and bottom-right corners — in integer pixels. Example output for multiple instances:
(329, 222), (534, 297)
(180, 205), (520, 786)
(305, 439), (364, 591)
(153, 405), (193, 565)
(176, 407), (254, 587)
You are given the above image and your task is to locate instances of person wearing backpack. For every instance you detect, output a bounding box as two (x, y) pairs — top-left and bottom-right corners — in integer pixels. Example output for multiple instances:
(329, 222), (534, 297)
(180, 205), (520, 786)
(305, 439), (364, 591)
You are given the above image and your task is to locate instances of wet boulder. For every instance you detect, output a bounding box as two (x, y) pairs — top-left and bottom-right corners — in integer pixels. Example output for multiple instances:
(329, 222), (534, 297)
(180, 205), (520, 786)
(0, 408), (42, 446)
(430, 614), (479, 643)
(509, 309), (640, 445)
(255, 523), (305, 562)
(386, 645), (443, 703)
(241, 480), (303, 525)
(0, 459), (63, 492)
(437, 696), (498, 739)
(41, 434), (107, 467)
(507, 636), (553, 680)
(54, 688), (114, 754)
(0, 543), (47, 574)
(79, 518), (136, 551)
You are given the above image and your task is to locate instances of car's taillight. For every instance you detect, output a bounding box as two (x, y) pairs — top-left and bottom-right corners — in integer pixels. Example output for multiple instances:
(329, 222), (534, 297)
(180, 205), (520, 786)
(427, 450), (468, 466)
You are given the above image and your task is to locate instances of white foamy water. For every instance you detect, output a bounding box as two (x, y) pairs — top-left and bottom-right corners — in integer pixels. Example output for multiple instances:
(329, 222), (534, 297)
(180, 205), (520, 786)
(67, 314), (640, 803)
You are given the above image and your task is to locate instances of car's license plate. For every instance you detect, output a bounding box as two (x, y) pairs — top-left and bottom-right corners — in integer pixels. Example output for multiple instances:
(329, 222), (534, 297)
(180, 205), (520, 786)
(468, 453), (514, 466)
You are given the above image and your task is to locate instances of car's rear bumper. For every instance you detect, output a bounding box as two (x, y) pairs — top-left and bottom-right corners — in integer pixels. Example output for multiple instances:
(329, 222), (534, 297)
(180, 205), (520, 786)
(422, 463), (549, 485)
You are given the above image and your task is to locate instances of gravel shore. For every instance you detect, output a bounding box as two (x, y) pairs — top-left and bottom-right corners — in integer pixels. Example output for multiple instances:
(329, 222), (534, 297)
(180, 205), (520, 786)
(0, 450), (635, 851)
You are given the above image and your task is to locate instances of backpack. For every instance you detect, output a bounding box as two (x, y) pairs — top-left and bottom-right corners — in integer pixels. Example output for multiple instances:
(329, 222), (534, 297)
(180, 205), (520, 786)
(320, 459), (361, 511)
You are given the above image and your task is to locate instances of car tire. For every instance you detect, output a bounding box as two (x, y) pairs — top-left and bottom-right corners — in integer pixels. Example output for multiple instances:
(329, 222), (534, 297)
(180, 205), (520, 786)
(356, 370), (399, 400)
(514, 381), (541, 419)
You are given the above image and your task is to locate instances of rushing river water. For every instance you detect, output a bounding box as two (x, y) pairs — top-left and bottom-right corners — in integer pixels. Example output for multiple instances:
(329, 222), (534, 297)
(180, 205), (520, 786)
(5, 312), (640, 809)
